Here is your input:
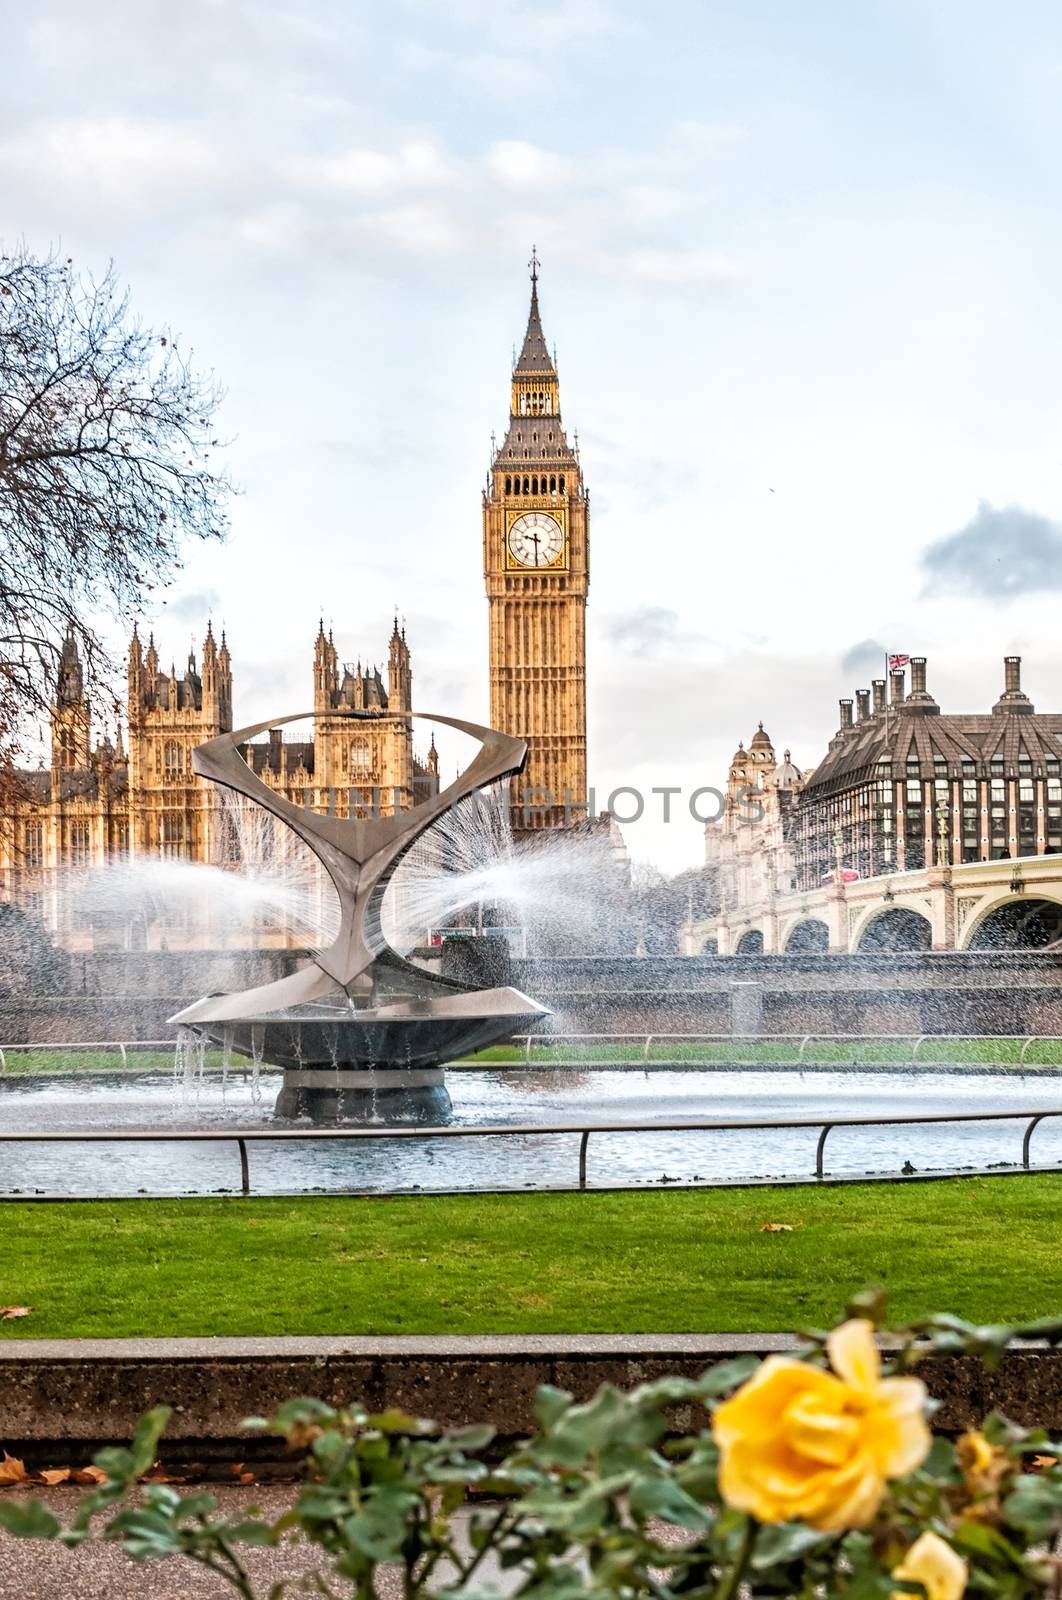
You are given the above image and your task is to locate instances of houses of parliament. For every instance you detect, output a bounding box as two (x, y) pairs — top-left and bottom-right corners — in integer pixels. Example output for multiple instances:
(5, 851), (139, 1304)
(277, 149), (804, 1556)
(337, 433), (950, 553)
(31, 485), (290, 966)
(0, 262), (592, 941)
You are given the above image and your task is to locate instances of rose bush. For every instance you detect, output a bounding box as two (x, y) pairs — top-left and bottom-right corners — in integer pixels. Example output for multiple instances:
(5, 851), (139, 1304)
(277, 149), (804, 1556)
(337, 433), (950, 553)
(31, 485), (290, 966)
(3, 1298), (1062, 1600)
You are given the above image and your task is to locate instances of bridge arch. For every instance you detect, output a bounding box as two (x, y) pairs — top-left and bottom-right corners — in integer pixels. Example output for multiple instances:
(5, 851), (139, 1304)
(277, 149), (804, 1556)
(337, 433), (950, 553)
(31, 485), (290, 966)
(784, 918), (829, 953)
(735, 928), (764, 955)
(963, 894), (1062, 951)
(856, 907), (933, 952)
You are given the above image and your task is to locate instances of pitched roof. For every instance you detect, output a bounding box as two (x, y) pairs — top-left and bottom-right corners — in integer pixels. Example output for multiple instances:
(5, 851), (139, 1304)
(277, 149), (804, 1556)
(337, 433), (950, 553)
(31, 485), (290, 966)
(803, 707), (1062, 798)
(514, 279), (555, 376)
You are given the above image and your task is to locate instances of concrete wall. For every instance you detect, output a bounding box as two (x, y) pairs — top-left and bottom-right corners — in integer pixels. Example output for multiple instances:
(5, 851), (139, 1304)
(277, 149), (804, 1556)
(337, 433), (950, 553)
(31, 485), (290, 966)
(5, 948), (1062, 1043)
(61, 948), (304, 998)
(2, 1334), (1061, 1463)
(513, 952), (1062, 1036)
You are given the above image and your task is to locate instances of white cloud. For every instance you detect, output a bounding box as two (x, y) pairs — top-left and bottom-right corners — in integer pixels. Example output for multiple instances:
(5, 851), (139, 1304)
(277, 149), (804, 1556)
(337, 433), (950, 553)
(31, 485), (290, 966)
(621, 247), (745, 289)
(485, 141), (573, 190)
(361, 202), (466, 254)
(410, 0), (628, 48)
(0, 103), (742, 295)
(0, 117), (226, 210)
(283, 139), (455, 195)
(400, 41), (547, 98)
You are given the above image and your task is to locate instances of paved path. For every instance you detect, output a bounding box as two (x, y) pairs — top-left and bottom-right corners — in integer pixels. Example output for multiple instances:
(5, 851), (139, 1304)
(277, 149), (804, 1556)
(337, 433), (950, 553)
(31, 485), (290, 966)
(0, 1486), (689, 1597)
(0, 1484), (405, 1599)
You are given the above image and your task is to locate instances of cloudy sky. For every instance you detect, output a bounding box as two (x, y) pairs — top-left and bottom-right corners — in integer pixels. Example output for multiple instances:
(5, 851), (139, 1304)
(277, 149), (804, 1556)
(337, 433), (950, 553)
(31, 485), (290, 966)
(6, 0), (1062, 867)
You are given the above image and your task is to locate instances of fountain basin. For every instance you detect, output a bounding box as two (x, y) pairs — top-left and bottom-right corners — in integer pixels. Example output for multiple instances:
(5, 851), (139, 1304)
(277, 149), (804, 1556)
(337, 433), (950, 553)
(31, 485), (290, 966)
(172, 984), (549, 1123)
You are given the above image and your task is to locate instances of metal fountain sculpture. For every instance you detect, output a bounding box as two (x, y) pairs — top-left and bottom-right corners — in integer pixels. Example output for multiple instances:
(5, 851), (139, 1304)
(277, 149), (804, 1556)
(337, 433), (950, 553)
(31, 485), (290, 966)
(171, 710), (548, 1122)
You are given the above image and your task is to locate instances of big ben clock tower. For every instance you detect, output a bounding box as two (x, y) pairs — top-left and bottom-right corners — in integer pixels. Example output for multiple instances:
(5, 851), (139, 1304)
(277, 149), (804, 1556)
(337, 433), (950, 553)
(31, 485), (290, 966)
(483, 253), (588, 830)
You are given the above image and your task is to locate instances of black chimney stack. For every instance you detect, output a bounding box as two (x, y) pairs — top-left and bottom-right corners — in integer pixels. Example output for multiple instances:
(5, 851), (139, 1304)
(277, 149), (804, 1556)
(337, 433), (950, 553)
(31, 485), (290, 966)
(993, 654), (1034, 715)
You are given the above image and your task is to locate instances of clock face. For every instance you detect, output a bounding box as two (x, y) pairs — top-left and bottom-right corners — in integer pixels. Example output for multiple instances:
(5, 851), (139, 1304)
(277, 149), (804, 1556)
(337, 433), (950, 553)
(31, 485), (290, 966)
(508, 511), (564, 568)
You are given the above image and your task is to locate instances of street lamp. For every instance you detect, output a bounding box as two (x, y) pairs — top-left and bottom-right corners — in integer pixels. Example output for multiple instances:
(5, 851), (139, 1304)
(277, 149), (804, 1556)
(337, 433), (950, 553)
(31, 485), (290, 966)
(935, 798), (950, 867)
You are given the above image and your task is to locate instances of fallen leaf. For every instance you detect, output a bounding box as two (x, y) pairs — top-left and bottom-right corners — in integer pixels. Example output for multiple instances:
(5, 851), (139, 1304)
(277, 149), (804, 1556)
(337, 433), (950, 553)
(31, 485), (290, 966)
(72, 1466), (108, 1486)
(0, 1453), (29, 1485)
(759, 1223), (793, 1233)
(38, 1468), (70, 1486)
(0, 1307), (31, 1320)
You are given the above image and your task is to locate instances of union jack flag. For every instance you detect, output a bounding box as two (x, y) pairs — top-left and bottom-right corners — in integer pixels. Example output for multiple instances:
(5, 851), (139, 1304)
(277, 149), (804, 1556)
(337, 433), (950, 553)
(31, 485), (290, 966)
(888, 653), (910, 670)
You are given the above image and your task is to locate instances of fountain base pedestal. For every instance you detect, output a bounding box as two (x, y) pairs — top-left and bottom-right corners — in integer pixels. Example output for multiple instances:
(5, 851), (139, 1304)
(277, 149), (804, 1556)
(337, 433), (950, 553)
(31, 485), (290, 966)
(274, 1066), (453, 1125)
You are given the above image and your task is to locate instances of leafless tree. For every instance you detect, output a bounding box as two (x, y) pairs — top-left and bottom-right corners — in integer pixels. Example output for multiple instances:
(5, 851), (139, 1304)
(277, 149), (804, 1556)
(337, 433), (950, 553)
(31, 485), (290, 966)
(0, 245), (231, 788)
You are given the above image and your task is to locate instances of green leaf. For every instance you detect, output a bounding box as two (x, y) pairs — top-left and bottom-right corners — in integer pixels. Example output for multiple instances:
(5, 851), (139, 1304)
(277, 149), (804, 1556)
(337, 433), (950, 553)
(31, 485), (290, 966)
(93, 1446), (135, 1483)
(533, 1385), (572, 1428)
(341, 1491), (418, 1561)
(536, 1385), (629, 1465)
(846, 1285), (889, 1326)
(1003, 1476), (1062, 1541)
(366, 1407), (435, 1435)
(629, 1375), (705, 1407)
(628, 1473), (711, 1529)
(751, 1522), (834, 1569)
(128, 1406), (172, 1476)
(262, 1397), (337, 1436)
(105, 1507), (185, 1559)
(442, 1423), (495, 1452)
(696, 1355), (761, 1397)
(0, 1499), (62, 1539)
(224, 1519), (275, 1547)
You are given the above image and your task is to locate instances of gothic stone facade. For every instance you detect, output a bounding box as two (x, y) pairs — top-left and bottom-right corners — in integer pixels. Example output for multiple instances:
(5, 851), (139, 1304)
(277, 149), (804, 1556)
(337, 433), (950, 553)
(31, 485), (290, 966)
(1, 619), (436, 947)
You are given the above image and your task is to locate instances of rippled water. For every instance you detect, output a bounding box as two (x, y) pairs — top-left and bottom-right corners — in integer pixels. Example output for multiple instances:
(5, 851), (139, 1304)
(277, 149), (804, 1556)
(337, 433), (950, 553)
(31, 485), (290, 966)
(2, 1066), (1061, 1197)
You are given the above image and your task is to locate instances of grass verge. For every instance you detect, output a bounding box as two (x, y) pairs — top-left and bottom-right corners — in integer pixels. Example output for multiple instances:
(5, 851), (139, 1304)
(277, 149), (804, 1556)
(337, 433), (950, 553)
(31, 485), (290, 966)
(8, 1036), (1062, 1074)
(3, 1175), (1062, 1338)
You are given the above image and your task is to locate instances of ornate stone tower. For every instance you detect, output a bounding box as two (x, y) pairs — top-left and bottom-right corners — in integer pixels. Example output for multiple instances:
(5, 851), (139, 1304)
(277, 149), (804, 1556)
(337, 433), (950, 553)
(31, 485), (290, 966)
(125, 622), (233, 859)
(50, 627), (92, 774)
(310, 617), (415, 812)
(483, 254), (589, 829)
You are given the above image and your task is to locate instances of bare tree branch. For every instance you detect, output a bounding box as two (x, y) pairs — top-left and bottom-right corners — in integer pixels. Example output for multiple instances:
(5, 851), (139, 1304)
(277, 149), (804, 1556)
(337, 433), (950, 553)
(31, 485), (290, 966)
(0, 244), (232, 790)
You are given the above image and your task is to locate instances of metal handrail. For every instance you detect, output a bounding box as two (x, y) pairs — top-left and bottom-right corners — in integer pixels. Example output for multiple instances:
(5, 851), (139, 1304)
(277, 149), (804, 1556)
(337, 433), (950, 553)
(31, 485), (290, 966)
(1, 1107), (1061, 1196)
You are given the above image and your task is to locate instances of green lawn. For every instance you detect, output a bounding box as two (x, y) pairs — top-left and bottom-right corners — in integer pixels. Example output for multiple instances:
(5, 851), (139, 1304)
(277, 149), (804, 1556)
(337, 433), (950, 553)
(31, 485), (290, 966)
(8, 1036), (1062, 1075)
(3, 1176), (1062, 1339)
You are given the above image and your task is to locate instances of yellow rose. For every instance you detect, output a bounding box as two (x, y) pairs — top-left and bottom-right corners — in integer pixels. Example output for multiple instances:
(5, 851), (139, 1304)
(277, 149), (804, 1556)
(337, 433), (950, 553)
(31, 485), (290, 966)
(892, 1532), (968, 1600)
(957, 1430), (1010, 1500)
(711, 1319), (931, 1530)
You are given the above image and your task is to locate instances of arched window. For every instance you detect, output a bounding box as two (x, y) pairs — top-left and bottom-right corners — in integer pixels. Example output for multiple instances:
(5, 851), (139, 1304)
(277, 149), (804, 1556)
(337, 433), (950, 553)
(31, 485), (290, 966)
(532, 475), (538, 494)
(549, 474), (556, 492)
(23, 820), (42, 869)
(523, 475), (530, 493)
(161, 813), (185, 856)
(163, 740), (183, 780)
(349, 736), (371, 774)
(558, 474), (565, 493)
(70, 820), (90, 866)
(504, 475), (511, 494)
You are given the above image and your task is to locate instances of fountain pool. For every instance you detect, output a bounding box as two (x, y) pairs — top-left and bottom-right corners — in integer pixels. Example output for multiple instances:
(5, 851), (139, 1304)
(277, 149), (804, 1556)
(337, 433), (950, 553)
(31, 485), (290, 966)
(2, 1063), (1061, 1197)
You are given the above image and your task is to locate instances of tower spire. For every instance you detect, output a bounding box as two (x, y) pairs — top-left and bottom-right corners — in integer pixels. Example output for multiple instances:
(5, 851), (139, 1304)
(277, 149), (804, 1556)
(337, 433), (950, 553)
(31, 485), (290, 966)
(513, 248), (555, 376)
